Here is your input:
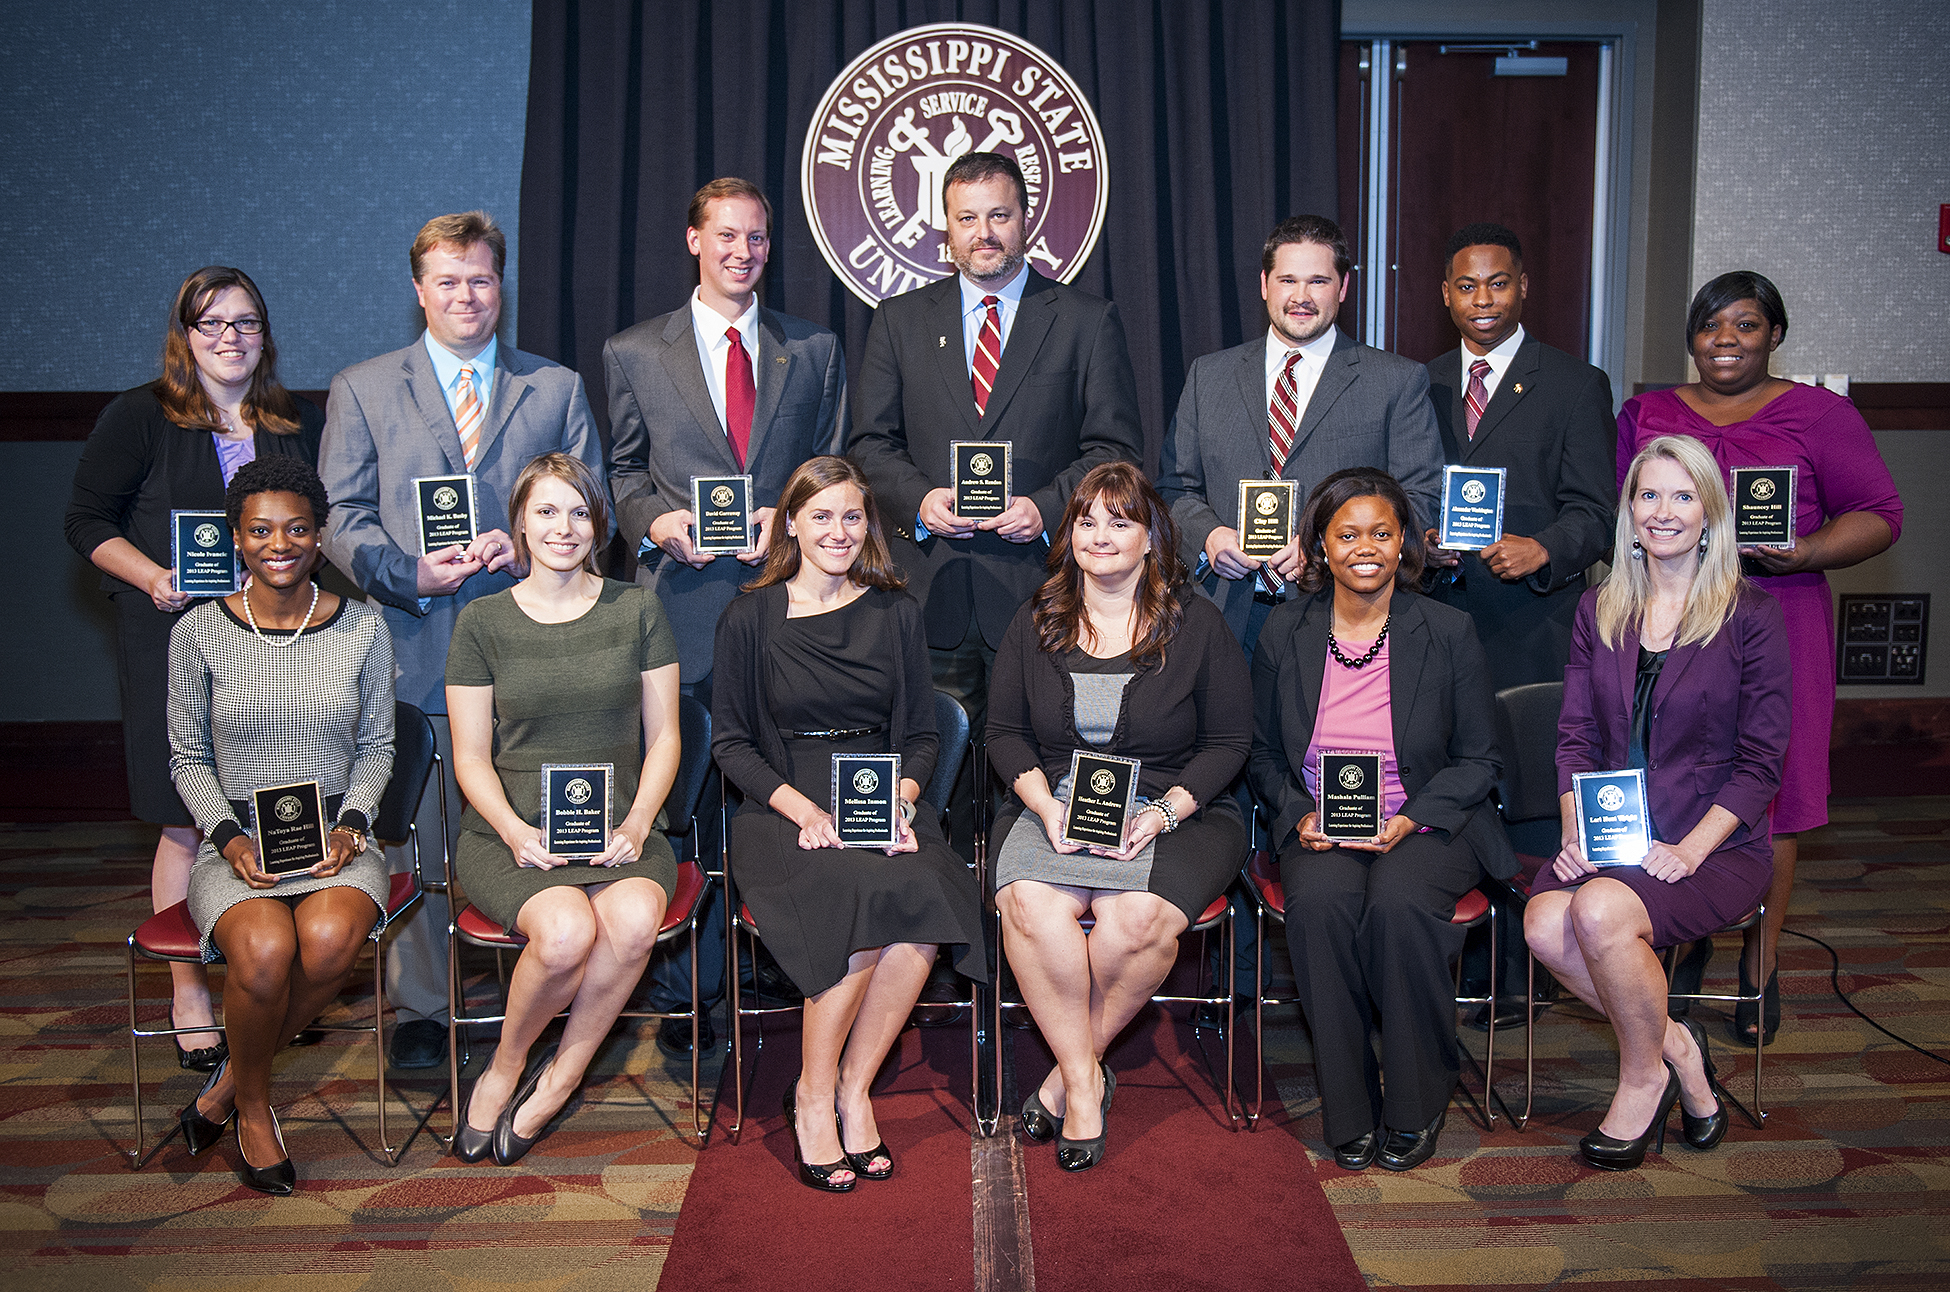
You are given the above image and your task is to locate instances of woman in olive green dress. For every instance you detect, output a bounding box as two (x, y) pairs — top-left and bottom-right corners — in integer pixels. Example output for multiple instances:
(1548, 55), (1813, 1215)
(444, 452), (683, 1165)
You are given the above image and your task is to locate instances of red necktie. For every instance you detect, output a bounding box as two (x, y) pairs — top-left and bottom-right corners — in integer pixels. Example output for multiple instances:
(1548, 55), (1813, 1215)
(724, 326), (754, 468)
(1268, 350), (1304, 473)
(1465, 359), (1491, 439)
(971, 295), (1002, 415)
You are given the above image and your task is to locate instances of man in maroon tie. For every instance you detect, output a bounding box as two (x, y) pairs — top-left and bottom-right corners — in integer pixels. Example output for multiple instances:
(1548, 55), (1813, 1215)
(604, 179), (849, 1054)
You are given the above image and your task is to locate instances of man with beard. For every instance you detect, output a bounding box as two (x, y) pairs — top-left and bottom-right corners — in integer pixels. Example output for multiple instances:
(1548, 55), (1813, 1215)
(850, 150), (1142, 857)
(1161, 214), (1443, 651)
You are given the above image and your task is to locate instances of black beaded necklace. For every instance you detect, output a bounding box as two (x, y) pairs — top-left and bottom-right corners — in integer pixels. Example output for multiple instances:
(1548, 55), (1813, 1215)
(1327, 614), (1390, 669)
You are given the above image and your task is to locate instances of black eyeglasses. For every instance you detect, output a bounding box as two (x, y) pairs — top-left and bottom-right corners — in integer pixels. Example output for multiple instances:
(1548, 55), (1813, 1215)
(191, 317), (265, 338)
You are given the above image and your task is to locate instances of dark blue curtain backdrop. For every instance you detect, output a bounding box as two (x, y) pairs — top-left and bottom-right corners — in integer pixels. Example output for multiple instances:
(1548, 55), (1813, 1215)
(517, 0), (1340, 467)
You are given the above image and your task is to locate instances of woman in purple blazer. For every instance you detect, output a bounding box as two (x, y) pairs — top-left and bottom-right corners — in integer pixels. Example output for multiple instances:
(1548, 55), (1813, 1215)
(1525, 435), (1789, 1171)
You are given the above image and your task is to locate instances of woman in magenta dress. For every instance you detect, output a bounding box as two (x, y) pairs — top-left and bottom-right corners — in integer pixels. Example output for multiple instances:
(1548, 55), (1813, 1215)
(1617, 271), (1900, 1044)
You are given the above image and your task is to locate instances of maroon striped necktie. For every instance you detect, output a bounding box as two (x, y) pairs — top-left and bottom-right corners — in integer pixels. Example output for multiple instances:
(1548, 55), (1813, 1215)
(971, 295), (1002, 415)
(1465, 358), (1491, 439)
(1268, 350), (1304, 473)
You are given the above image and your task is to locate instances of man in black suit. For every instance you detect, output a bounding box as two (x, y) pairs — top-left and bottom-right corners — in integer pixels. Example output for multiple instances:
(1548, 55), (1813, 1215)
(1423, 223), (1615, 691)
(849, 151), (1142, 852)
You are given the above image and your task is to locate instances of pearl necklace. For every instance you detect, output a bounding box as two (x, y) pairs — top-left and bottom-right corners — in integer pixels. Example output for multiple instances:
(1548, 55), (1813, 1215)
(1327, 614), (1390, 669)
(241, 575), (319, 648)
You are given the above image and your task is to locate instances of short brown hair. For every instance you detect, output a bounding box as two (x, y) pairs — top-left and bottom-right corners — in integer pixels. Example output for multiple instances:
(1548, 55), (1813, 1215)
(508, 452), (611, 577)
(1262, 214), (1351, 280)
(942, 151), (1028, 215)
(746, 456), (904, 593)
(688, 178), (773, 236)
(411, 211), (506, 280)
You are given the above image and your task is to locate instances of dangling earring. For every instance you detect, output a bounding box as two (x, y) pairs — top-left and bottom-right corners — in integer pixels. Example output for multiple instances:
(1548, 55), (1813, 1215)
(1699, 526), (1709, 555)
(1630, 538), (1644, 560)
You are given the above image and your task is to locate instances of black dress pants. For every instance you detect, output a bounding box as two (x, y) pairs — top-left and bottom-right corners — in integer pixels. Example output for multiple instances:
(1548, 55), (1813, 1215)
(1281, 830), (1481, 1147)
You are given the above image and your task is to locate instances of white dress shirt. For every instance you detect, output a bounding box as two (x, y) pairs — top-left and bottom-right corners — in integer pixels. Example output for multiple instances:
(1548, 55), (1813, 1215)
(1262, 324), (1342, 438)
(959, 262), (1029, 374)
(689, 290), (761, 434)
(1460, 324), (1526, 408)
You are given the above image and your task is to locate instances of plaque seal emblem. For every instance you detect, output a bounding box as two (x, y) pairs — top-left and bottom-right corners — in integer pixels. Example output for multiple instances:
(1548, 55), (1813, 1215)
(1338, 765), (1365, 790)
(565, 778), (593, 806)
(711, 485), (736, 508)
(1461, 479), (1487, 505)
(1089, 769), (1116, 796)
(193, 522), (222, 548)
(274, 795), (303, 823)
(432, 485), (460, 511)
(854, 768), (880, 794)
(1597, 784), (1625, 812)
(802, 22), (1110, 305)
(970, 452), (995, 477)
(1750, 478), (1775, 500)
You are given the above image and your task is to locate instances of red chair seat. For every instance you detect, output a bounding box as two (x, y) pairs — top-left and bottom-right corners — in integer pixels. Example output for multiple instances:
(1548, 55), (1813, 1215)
(386, 871), (419, 918)
(1451, 887), (1490, 926)
(459, 861), (707, 947)
(132, 902), (201, 961)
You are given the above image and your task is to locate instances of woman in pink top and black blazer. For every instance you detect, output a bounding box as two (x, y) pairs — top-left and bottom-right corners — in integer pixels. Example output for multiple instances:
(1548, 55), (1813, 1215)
(1251, 467), (1513, 1174)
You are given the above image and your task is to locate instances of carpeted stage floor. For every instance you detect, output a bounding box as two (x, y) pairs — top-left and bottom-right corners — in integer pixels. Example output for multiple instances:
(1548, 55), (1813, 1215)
(1, 798), (1945, 1290)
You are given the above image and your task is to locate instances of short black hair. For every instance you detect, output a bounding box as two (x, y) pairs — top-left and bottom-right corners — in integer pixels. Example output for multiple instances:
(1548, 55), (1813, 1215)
(942, 151), (1028, 214)
(1443, 222), (1523, 276)
(1686, 270), (1789, 343)
(1262, 214), (1351, 281)
(226, 456), (330, 533)
(1293, 467), (1426, 596)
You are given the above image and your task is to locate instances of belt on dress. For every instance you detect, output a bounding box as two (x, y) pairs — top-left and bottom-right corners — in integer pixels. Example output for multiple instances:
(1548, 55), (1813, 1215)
(780, 724), (887, 740)
(229, 793), (346, 829)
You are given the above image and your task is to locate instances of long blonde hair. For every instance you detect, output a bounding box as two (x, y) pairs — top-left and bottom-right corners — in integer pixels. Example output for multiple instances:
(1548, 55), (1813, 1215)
(1595, 435), (1745, 649)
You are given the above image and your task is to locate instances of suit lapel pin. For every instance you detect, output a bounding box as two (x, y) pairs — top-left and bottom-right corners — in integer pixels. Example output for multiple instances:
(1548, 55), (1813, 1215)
(1513, 383), (1524, 395)
(774, 356), (788, 364)
(938, 336), (947, 348)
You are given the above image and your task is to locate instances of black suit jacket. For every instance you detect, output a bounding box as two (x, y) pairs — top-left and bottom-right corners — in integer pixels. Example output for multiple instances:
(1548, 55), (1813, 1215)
(848, 269), (1143, 649)
(1249, 590), (1516, 879)
(1426, 334), (1616, 690)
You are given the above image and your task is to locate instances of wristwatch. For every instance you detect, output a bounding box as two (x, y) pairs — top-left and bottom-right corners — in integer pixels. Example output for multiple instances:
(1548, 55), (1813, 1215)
(330, 824), (368, 855)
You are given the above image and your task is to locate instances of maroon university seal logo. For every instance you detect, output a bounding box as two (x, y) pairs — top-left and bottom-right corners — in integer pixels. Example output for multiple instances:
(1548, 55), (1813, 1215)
(802, 23), (1110, 305)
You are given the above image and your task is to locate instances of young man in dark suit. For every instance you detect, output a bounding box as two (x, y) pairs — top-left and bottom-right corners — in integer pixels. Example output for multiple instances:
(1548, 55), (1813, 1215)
(604, 178), (848, 1054)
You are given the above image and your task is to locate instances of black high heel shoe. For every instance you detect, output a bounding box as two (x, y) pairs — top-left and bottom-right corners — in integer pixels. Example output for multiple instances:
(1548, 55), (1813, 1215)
(236, 1107), (296, 1196)
(1579, 1062), (1681, 1171)
(493, 1043), (561, 1167)
(1732, 962), (1781, 1047)
(1678, 1017), (1729, 1151)
(1666, 939), (1713, 1019)
(452, 1080), (497, 1163)
(837, 1108), (894, 1180)
(1056, 1062), (1115, 1172)
(178, 1057), (234, 1155)
(171, 1010), (227, 1073)
(1019, 1088), (1060, 1144)
(784, 1084), (855, 1193)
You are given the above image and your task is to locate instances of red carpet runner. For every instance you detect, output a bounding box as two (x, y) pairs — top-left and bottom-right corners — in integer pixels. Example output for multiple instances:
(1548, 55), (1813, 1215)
(661, 1006), (1363, 1291)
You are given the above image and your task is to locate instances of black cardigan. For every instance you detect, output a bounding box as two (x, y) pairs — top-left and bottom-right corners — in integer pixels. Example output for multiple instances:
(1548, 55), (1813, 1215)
(710, 582), (940, 807)
(986, 590), (1251, 813)
(64, 383), (324, 595)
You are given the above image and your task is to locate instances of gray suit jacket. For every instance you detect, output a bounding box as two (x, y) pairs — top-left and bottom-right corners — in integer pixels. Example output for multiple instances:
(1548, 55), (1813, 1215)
(605, 305), (847, 683)
(1159, 329), (1444, 642)
(319, 339), (603, 713)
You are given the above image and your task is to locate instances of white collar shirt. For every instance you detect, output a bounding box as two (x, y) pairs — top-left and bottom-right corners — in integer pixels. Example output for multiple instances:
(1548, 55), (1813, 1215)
(690, 290), (762, 433)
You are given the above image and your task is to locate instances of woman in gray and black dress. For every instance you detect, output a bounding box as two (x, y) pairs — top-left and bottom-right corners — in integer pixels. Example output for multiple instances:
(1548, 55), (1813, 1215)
(170, 458), (395, 1196)
(988, 462), (1251, 1171)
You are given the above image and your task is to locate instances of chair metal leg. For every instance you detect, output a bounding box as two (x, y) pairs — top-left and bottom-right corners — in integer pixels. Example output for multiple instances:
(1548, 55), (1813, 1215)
(1517, 946), (1535, 1130)
(689, 915), (704, 1144)
(1248, 905), (1267, 1130)
(125, 939), (149, 1168)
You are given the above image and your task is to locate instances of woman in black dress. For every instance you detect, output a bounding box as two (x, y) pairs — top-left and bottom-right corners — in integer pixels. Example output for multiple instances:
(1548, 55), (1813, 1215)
(66, 266), (322, 1071)
(988, 462), (1251, 1171)
(713, 456), (984, 1192)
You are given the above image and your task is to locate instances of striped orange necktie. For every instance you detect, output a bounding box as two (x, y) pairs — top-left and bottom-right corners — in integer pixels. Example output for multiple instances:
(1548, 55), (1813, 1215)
(455, 364), (483, 467)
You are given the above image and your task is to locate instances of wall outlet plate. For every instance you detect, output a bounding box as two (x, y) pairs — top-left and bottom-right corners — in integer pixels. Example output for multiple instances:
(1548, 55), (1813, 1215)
(1838, 595), (1928, 685)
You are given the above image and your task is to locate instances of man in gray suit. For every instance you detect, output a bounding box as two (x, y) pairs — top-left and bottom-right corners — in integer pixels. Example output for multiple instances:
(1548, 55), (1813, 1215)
(1160, 214), (1444, 653)
(320, 211), (604, 1069)
(604, 178), (847, 1054)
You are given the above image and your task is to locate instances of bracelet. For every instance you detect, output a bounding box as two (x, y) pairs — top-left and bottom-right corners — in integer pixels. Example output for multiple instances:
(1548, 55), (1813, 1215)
(898, 798), (918, 826)
(1140, 798), (1179, 833)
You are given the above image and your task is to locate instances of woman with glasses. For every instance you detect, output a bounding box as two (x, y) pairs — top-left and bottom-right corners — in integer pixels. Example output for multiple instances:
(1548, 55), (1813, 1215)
(66, 266), (322, 1074)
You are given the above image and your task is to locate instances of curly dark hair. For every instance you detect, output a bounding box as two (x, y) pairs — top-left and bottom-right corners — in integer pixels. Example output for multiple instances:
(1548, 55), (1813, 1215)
(225, 456), (330, 533)
(1033, 462), (1186, 669)
(1292, 467), (1424, 596)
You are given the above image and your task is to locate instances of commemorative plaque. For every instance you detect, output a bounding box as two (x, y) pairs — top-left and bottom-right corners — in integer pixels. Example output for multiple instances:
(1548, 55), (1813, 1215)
(542, 763), (613, 858)
(833, 753), (902, 848)
(1318, 750), (1386, 843)
(1572, 769), (1652, 867)
(171, 510), (238, 597)
(952, 441), (1011, 519)
(1438, 465), (1507, 552)
(1731, 466), (1796, 549)
(1237, 479), (1298, 559)
(414, 475), (479, 555)
(1062, 751), (1139, 850)
(251, 780), (327, 878)
(692, 474), (755, 555)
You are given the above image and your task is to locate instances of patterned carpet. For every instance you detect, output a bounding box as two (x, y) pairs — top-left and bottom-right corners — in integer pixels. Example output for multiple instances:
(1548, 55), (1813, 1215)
(1, 801), (1946, 1289)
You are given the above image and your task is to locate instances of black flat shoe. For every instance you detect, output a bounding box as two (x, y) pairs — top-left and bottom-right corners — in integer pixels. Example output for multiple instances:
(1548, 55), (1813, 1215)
(655, 1013), (716, 1058)
(1579, 1063), (1680, 1171)
(784, 1084), (855, 1193)
(1678, 1018), (1729, 1151)
(1377, 1108), (1446, 1172)
(1055, 1063), (1115, 1172)
(492, 1044), (560, 1167)
(1732, 964), (1781, 1047)
(178, 1057), (234, 1156)
(837, 1109), (893, 1180)
(1332, 1130), (1379, 1171)
(171, 1010), (227, 1073)
(1019, 1089), (1060, 1144)
(1667, 939), (1713, 1019)
(452, 1080), (498, 1163)
(236, 1107), (295, 1196)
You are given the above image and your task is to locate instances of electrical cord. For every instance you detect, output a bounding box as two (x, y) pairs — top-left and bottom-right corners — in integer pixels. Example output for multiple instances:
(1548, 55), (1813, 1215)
(1781, 926), (1950, 1069)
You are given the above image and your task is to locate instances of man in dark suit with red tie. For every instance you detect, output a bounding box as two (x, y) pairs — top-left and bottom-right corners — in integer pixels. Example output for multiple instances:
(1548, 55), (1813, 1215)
(1424, 223), (1616, 692)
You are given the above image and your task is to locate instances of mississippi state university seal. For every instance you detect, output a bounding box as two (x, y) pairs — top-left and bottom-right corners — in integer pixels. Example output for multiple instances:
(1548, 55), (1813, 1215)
(802, 23), (1110, 305)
